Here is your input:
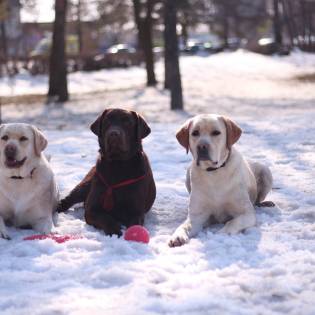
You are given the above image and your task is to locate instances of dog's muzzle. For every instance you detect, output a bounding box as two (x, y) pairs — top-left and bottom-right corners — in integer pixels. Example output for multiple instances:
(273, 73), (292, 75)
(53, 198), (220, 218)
(4, 144), (27, 168)
(105, 127), (127, 157)
(197, 143), (211, 166)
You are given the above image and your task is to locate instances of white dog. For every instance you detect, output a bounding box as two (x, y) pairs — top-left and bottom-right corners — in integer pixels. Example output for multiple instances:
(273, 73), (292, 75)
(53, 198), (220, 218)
(169, 114), (274, 247)
(0, 123), (58, 239)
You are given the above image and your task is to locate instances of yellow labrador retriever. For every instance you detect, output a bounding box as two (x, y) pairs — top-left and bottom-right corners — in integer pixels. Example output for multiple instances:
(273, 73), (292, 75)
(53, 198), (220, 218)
(169, 114), (274, 247)
(0, 123), (58, 239)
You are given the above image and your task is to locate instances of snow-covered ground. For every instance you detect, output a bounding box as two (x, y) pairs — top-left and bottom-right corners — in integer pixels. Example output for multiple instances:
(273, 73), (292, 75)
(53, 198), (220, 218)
(0, 51), (315, 315)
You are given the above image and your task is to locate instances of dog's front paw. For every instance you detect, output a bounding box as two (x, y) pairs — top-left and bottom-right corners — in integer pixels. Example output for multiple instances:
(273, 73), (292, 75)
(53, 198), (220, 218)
(56, 200), (69, 213)
(257, 200), (275, 208)
(0, 230), (11, 240)
(168, 232), (189, 247)
(104, 224), (123, 237)
(218, 221), (240, 235)
(33, 218), (53, 234)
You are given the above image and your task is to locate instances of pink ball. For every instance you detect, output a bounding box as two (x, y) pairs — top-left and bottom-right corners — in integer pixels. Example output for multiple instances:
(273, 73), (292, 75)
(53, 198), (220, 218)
(124, 225), (150, 244)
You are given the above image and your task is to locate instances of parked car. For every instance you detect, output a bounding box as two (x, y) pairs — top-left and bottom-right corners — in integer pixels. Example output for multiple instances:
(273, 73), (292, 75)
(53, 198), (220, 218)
(83, 44), (142, 71)
(182, 41), (205, 54)
(203, 41), (224, 53)
(247, 37), (290, 55)
(182, 40), (225, 55)
(106, 44), (142, 67)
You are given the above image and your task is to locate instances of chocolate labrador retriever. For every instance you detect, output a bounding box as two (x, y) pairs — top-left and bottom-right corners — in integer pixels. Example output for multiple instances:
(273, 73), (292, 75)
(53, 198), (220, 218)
(57, 109), (156, 236)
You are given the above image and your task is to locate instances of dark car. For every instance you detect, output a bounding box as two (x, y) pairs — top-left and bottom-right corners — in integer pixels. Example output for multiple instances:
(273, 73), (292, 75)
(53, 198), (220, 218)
(248, 37), (290, 55)
(83, 44), (143, 71)
(182, 42), (205, 55)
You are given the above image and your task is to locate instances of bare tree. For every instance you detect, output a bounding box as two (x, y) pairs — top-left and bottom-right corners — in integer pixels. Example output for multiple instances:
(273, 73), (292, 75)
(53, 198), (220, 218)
(133, 0), (157, 86)
(273, 0), (283, 47)
(0, 20), (7, 64)
(164, 0), (183, 110)
(48, 0), (69, 102)
(75, 0), (83, 54)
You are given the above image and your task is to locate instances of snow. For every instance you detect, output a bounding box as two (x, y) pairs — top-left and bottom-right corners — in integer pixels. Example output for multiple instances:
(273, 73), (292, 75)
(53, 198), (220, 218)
(0, 50), (315, 315)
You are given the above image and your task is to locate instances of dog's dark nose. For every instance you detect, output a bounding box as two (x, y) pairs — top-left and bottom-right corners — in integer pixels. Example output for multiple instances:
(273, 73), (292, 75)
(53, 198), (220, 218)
(109, 130), (121, 138)
(197, 143), (209, 154)
(5, 144), (17, 158)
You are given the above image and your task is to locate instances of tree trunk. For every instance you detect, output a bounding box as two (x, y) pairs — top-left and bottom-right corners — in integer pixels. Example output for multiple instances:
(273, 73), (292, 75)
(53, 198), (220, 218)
(77, 0), (83, 55)
(163, 17), (171, 89)
(132, 0), (143, 50)
(0, 21), (7, 63)
(222, 5), (229, 49)
(181, 11), (189, 48)
(164, 0), (183, 110)
(143, 0), (157, 86)
(133, 0), (157, 87)
(48, 0), (69, 103)
(300, 0), (307, 49)
(273, 0), (283, 47)
(282, 0), (295, 47)
(309, 10), (314, 51)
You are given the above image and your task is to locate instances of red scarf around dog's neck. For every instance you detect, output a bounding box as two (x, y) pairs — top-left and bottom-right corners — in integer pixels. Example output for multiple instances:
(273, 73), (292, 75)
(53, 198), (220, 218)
(96, 170), (146, 211)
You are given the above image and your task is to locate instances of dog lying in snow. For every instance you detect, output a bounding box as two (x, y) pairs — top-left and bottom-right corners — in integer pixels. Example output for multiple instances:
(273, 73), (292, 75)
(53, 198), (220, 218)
(169, 114), (274, 247)
(57, 108), (156, 236)
(0, 123), (58, 239)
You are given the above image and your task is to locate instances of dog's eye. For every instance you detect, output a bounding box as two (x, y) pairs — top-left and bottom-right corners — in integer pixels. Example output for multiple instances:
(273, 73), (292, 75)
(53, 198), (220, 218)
(212, 130), (221, 136)
(1, 135), (8, 141)
(192, 130), (200, 137)
(20, 136), (28, 142)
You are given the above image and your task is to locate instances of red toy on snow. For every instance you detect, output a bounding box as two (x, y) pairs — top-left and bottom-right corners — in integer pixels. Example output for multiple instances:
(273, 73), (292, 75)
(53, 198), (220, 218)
(124, 225), (150, 244)
(23, 233), (81, 243)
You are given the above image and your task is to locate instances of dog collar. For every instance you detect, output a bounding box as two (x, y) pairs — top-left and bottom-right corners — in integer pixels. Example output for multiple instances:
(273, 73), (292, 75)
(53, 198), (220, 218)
(10, 168), (36, 180)
(206, 151), (230, 172)
(206, 161), (227, 172)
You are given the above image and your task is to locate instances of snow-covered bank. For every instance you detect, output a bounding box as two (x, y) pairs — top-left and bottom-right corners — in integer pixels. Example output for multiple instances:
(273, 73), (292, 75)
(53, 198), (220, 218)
(1, 50), (315, 100)
(2, 50), (315, 126)
(1, 116), (314, 315)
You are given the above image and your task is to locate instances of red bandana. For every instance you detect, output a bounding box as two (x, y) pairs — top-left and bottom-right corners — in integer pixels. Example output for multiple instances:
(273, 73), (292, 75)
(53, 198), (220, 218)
(96, 171), (146, 211)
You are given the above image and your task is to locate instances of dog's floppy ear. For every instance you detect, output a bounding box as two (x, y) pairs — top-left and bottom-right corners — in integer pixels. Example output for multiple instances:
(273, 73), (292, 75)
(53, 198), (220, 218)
(176, 119), (192, 154)
(221, 116), (242, 149)
(32, 126), (48, 156)
(90, 109), (109, 136)
(132, 111), (151, 140)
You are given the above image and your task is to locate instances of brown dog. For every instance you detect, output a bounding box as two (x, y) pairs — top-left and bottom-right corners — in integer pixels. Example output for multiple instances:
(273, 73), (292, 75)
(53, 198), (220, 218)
(57, 109), (156, 236)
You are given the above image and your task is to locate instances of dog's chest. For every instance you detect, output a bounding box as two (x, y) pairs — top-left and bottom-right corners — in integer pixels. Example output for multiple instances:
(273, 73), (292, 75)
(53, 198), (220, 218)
(0, 178), (39, 212)
(192, 170), (234, 197)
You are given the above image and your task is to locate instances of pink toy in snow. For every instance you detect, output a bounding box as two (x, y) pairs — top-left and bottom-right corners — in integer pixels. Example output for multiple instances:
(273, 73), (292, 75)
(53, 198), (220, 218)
(23, 233), (81, 243)
(124, 225), (150, 244)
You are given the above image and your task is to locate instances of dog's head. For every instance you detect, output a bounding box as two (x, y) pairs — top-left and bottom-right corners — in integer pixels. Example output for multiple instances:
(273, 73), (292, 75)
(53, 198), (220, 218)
(176, 114), (242, 170)
(0, 123), (47, 176)
(90, 108), (150, 160)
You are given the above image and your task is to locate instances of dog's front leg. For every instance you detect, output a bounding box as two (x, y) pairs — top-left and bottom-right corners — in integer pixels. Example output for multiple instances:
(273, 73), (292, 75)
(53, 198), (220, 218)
(168, 213), (209, 247)
(219, 200), (256, 235)
(32, 216), (53, 234)
(85, 209), (122, 237)
(0, 216), (10, 240)
(169, 197), (210, 247)
(57, 166), (95, 213)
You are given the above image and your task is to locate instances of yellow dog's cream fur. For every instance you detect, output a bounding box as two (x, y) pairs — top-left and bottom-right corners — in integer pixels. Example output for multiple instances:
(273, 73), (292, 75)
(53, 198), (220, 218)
(169, 114), (273, 247)
(0, 123), (58, 239)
